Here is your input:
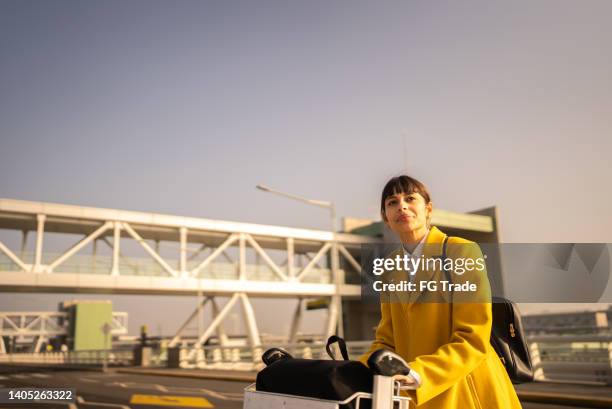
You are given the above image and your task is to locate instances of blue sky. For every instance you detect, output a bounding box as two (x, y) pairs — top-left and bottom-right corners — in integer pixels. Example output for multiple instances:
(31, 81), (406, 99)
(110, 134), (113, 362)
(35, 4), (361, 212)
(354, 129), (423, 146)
(1, 0), (611, 333)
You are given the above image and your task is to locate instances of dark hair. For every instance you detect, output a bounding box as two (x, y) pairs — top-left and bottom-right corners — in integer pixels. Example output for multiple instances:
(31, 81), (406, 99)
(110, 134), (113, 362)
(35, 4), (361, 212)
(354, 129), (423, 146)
(380, 175), (432, 217)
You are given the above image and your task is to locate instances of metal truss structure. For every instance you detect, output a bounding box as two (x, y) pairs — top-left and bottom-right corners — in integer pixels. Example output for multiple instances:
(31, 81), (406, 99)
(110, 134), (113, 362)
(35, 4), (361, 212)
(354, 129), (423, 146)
(0, 311), (128, 353)
(0, 198), (385, 356)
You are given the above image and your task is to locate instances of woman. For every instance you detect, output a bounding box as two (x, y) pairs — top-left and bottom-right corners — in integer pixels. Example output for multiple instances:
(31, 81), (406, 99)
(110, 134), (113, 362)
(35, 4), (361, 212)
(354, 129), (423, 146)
(359, 175), (521, 408)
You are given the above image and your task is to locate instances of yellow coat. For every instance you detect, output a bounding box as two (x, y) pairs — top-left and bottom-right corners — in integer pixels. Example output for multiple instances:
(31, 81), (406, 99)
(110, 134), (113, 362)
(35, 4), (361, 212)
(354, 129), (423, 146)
(359, 226), (522, 409)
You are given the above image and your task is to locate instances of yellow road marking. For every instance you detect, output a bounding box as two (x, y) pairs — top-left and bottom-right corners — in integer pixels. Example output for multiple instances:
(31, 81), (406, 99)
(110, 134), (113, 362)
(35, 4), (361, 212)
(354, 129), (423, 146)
(130, 394), (214, 407)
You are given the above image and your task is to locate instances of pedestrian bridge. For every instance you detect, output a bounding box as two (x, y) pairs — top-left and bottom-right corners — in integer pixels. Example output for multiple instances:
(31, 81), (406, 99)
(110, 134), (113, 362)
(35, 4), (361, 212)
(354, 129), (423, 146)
(0, 198), (379, 298)
(0, 198), (382, 345)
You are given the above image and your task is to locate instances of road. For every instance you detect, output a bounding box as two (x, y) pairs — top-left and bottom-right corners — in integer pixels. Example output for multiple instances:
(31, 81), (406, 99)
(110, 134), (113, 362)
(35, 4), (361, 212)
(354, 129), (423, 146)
(0, 366), (245, 409)
(0, 365), (600, 409)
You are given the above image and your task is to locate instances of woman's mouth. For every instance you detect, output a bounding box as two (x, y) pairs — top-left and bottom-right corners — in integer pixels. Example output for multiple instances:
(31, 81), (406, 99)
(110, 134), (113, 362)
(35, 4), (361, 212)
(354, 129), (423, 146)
(397, 214), (411, 222)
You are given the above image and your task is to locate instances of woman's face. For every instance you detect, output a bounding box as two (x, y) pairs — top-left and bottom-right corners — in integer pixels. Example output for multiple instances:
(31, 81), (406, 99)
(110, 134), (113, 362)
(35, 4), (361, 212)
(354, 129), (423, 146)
(383, 192), (432, 236)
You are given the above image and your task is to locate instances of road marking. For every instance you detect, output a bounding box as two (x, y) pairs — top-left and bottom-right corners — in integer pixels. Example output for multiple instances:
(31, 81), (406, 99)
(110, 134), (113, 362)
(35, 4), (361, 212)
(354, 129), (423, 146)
(96, 372), (124, 377)
(154, 384), (169, 392)
(31, 373), (52, 378)
(103, 381), (240, 402)
(11, 374), (30, 379)
(77, 396), (130, 409)
(221, 392), (244, 396)
(160, 386), (240, 401)
(108, 381), (130, 388)
(130, 394), (213, 408)
(107, 381), (168, 392)
(0, 376), (9, 380)
(119, 384), (242, 402)
(195, 389), (227, 400)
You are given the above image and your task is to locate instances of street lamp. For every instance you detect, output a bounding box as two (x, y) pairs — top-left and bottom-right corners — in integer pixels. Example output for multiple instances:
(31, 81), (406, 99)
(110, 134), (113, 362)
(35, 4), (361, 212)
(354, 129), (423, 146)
(255, 185), (337, 233)
(256, 184), (343, 338)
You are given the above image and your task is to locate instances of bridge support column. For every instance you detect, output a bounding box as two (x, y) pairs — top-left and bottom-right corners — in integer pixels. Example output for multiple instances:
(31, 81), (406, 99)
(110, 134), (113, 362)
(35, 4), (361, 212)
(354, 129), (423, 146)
(34, 214), (46, 272)
(111, 222), (121, 276)
(169, 297), (211, 347)
(211, 298), (229, 347)
(288, 298), (303, 344)
(239, 293), (261, 350)
(530, 342), (545, 381)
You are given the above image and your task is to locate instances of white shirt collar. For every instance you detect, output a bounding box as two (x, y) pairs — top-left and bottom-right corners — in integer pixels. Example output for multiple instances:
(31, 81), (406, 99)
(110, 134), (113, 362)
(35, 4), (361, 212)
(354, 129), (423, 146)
(402, 229), (429, 258)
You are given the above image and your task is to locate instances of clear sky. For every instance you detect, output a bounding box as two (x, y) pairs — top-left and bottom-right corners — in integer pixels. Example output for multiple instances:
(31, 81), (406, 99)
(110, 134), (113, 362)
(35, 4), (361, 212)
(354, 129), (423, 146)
(1, 1), (611, 334)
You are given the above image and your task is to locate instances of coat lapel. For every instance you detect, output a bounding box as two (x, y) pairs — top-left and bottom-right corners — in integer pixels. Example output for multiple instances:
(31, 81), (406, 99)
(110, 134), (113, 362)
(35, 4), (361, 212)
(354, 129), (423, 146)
(401, 227), (447, 315)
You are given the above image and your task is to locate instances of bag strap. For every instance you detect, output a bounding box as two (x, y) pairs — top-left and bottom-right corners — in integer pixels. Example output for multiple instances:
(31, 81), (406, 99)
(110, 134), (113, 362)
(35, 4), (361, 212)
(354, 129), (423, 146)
(326, 335), (349, 360)
(441, 235), (455, 312)
(441, 235), (451, 282)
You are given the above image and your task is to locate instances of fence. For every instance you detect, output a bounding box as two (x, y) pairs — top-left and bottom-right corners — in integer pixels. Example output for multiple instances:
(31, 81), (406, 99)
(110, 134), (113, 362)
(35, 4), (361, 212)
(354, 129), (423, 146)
(0, 349), (133, 366)
(2, 337), (611, 384)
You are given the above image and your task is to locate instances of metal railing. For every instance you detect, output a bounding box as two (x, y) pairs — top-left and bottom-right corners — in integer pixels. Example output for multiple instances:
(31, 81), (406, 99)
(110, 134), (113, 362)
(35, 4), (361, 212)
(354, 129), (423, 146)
(0, 349), (133, 366)
(0, 252), (332, 284)
(529, 334), (612, 384)
(169, 337), (612, 384)
(165, 340), (372, 371)
(1, 336), (610, 385)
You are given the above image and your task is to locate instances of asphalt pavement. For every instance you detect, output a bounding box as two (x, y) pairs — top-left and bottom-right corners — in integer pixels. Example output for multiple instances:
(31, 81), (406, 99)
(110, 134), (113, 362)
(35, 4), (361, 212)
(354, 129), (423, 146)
(0, 364), (610, 409)
(0, 365), (246, 409)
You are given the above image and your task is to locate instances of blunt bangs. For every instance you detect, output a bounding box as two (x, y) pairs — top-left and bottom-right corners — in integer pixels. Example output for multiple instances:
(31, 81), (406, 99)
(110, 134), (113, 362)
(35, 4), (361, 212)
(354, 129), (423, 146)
(380, 175), (431, 214)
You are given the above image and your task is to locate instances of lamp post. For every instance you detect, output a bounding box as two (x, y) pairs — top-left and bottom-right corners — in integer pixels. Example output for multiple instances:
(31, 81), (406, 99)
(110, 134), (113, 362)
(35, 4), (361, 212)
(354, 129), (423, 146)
(256, 185), (337, 232)
(256, 185), (343, 338)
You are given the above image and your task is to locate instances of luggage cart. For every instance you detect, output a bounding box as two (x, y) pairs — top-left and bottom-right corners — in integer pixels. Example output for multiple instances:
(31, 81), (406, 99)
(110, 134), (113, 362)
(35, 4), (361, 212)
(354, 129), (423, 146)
(243, 373), (416, 409)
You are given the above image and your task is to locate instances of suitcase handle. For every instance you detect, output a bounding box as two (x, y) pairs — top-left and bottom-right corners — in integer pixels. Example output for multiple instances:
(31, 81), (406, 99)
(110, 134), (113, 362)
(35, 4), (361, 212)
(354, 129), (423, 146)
(326, 335), (349, 360)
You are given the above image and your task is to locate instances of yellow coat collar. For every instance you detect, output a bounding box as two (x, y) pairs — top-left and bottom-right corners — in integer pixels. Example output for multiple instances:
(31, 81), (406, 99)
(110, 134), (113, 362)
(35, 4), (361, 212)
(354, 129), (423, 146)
(403, 226), (448, 307)
(423, 226), (447, 258)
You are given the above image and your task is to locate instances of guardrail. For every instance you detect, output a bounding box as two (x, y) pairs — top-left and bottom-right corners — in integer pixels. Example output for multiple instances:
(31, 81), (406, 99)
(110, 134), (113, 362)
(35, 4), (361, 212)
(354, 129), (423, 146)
(0, 349), (133, 366)
(2, 336), (610, 385)
(529, 334), (612, 384)
(168, 336), (612, 384)
(165, 341), (373, 371)
(0, 252), (332, 284)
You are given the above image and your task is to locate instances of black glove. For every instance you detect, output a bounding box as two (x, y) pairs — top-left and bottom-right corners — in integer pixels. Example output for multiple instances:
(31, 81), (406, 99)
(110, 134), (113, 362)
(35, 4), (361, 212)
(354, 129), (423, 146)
(367, 349), (411, 376)
(261, 347), (293, 366)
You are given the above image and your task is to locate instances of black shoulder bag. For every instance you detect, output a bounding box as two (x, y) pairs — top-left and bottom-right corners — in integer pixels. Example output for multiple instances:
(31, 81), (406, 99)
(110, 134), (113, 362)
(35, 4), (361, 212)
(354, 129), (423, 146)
(441, 236), (534, 384)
